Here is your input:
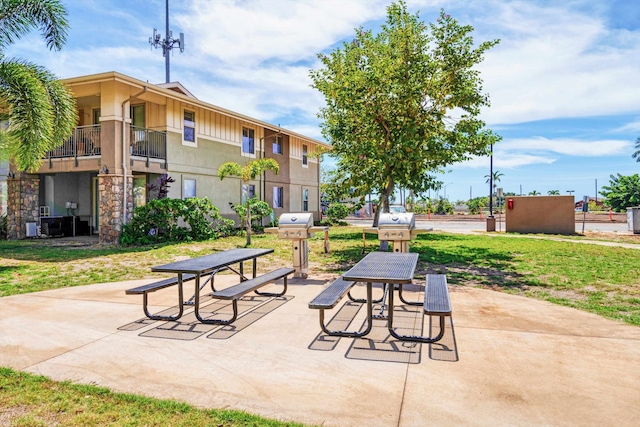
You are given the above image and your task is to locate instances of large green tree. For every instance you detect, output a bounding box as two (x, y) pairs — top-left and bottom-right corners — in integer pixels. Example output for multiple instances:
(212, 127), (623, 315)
(600, 173), (640, 212)
(0, 0), (77, 171)
(310, 1), (500, 225)
(218, 158), (279, 246)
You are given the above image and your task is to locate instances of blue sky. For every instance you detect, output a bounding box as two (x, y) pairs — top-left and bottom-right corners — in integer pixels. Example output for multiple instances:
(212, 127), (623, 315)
(7, 0), (640, 203)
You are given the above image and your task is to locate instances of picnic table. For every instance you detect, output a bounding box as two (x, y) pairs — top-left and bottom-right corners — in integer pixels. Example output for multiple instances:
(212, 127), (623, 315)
(309, 251), (452, 343)
(127, 248), (293, 324)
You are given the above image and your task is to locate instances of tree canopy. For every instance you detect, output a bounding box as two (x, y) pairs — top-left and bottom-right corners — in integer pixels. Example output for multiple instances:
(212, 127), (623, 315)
(310, 1), (500, 224)
(0, 0), (77, 171)
(600, 173), (640, 212)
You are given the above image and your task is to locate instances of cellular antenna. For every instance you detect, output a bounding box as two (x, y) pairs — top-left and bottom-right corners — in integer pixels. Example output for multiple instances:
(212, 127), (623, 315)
(149, 0), (185, 83)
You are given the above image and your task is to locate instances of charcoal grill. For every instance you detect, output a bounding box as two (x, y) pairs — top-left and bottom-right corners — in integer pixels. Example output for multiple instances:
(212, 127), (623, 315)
(278, 213), (327, 278)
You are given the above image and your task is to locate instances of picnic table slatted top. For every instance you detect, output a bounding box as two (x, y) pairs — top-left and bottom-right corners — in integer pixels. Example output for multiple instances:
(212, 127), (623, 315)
(150, 248), (274, 275)
(342, 252), (419, 284)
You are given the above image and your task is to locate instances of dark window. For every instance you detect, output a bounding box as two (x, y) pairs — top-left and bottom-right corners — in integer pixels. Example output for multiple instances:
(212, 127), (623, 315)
(302, 144), (308, 166)
(242, 184), (256, 203)
(242, 127), (255, 154)
(273, 187), (283, 208)
(273, 135), (283, 154)
(184, 110), (195, 142)
(303, 188), (308, 211)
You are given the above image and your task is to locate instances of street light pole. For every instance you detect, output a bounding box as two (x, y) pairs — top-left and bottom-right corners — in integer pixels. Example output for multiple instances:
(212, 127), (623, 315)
(444, 182), (453, 200)
(489, 143), (494, 217)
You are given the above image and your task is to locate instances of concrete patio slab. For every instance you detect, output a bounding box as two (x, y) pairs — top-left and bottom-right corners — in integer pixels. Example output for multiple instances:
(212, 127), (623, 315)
(1, 275), (639, 426)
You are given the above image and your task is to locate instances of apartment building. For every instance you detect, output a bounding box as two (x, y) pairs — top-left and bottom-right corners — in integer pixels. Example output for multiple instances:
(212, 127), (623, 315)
(5, 71), (328, 244)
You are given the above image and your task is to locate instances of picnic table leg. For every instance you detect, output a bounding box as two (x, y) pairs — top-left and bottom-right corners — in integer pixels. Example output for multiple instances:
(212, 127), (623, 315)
(398, 283), (423, 306)
(318, 281), (373, 337)
(387, 285), (446, 343)
(347, 284), (384, 304)
(141, 274), (185, 321)
(192, 274), (236, 324)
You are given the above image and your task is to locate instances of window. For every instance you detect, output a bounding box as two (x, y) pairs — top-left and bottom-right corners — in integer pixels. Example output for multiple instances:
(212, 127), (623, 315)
(303, 188), (309, 212)
(184, 110), (195, 143)
(131, 105), (145, 128)
(302, 144), (308, 166)
(183, 179), (196, 198)
(242, 184), (256, 203)
(273, 135), (283, 155)
(273, 186), (283, 208)
(92, 109), (101, 125)
(242, 127), (255, 154)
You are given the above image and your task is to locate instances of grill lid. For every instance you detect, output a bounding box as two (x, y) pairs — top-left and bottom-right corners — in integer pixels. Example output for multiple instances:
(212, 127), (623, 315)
(378, 212), (415, 229)
(278, 212), (314, 229)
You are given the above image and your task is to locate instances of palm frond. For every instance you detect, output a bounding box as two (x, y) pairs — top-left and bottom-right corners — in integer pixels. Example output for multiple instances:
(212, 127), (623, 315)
(0, 59), (76, 171)
(0, 0), (69, 51)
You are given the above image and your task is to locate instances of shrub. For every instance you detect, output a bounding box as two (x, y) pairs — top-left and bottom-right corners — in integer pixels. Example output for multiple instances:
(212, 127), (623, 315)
(326, 203), (350, 225)
(229, 197), (273, 232)
(0, 214), (6, 239)
(120, 197), (235, 245)
(435, 198), (454, 215)
(468, 197), (488, 214)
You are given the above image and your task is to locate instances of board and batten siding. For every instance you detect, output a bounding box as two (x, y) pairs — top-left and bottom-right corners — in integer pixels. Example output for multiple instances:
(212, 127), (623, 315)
(163, 98), (273, 148)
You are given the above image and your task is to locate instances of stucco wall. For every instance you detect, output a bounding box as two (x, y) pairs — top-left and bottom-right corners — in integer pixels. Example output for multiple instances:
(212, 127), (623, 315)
(505, 196), (575, 234)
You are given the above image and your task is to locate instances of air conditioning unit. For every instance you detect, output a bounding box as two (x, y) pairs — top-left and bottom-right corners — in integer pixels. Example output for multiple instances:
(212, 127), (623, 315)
(26, 222), (39, 238)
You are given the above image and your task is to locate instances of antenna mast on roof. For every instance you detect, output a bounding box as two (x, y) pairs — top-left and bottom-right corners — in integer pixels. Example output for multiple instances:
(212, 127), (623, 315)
(149, 0), (185, 83)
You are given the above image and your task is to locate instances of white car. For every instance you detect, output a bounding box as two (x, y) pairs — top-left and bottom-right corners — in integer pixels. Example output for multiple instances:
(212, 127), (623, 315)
(389, 205), (407, 213)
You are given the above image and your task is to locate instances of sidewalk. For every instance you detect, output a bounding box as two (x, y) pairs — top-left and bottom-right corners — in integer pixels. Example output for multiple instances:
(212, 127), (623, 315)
(1, 275), (639, 426)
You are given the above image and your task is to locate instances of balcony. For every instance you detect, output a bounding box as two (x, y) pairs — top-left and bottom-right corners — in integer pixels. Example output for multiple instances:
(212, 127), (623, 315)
(47, 124), (101, 161)
(43, 124), (167, 170)
(130, 126), (167, 167)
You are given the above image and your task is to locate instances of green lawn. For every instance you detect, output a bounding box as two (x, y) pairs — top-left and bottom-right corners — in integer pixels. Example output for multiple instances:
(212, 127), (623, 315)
(1, 227), (639, 425)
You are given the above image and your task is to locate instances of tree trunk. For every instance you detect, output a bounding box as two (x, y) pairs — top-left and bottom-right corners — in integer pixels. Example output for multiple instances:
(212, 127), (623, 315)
(245, 205), (252, 246)
(377, 180), (395, 251)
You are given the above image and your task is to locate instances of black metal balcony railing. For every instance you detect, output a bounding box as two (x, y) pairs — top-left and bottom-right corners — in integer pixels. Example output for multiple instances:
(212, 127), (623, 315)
(47, 124), (101, 159)
(130, 126), (167, 162)
(45, 124), (167, 168)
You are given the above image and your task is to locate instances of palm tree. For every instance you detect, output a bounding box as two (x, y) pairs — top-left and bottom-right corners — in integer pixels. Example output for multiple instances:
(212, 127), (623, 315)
(632, 137), (640, 162)
(0, 0), (77, 172)
(484, 170), (504, 187)
(219, 158), (280, 246)
(548, 190), (560, 195)
(529, 190), (540, 196)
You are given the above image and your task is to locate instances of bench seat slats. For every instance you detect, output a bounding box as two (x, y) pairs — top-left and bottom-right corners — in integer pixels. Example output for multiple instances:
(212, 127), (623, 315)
(308, 277), (355, 309)
(212, 267), (294, 300)
(125, 274), (196, 295)
(424, 274), (452, 315)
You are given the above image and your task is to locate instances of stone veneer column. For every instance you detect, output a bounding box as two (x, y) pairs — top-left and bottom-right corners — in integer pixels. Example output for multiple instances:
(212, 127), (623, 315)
(98, 173), (133, 245)
(6, 173), (39, 240)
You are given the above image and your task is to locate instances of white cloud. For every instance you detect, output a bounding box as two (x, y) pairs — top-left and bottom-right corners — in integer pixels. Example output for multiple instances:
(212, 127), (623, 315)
(179, 0), (387, 66)
(615, 119), (640, 133)
(499, 137), (631, 156)
(475, 1), (640, 124)
(454, 135), (629, 170)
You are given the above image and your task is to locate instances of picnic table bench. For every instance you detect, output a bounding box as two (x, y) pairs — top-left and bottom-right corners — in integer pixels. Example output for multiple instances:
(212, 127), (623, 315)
(387, 273), (452, 343)
(204, 267), (294, 325)
(308, 277), (370, 337)
(125, 274), (196, 321)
